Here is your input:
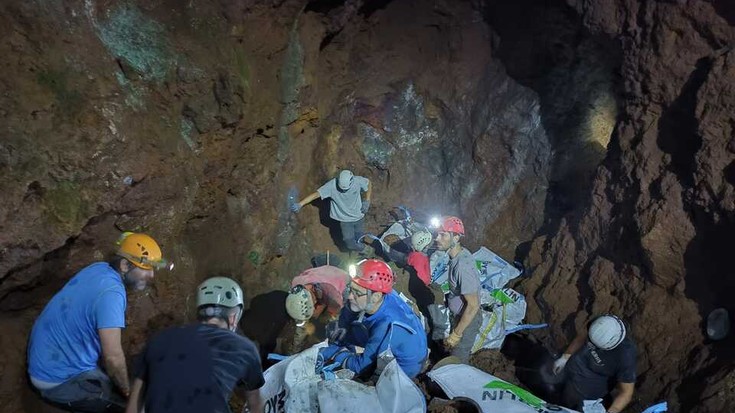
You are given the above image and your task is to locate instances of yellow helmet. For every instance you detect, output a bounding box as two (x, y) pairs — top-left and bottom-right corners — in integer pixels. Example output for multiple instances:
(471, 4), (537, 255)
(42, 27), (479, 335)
(116, 232), (168, 270)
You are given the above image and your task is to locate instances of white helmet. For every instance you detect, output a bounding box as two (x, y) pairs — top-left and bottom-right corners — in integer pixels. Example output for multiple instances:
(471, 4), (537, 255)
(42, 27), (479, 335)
(411, 231), (433, 252)
(338, 170), (354, 190)
(286, 285), (314, 325)
(589, 314), (626, 350)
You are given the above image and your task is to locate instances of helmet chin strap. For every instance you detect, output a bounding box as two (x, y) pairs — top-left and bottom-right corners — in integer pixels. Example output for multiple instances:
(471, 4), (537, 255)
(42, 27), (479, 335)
(121, 265), (134, 286)
(228, 308), (243, 332)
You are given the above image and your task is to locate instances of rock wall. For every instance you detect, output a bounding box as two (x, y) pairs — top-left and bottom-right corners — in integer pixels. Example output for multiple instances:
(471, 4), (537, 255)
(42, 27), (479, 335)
(3, 0), (732, 411)
(505, 0), (735, 411)
(0, 0), (554, 410)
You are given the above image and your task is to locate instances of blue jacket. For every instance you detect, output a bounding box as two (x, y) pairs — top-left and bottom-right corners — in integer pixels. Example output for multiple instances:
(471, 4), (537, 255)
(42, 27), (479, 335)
(323, 291), (427, 378)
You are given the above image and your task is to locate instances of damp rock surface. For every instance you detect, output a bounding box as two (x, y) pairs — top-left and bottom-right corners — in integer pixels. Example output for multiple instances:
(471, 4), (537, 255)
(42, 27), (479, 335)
(0, 0), (733, 412)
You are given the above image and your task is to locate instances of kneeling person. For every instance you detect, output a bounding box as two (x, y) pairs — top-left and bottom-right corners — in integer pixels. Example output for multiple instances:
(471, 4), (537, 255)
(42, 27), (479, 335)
(126, 277), (264, 413)
(319, 259), (427, 379)
(286, 265), (350, 326)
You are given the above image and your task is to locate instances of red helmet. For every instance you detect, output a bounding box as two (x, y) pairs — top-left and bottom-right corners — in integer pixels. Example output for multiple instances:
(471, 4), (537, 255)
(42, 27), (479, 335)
(353, 259), (394, 293)
(440, 216), (465, 235)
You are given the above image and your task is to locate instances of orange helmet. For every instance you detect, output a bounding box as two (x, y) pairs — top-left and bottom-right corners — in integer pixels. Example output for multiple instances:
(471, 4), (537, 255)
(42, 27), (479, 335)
(116, 232), (167, 270)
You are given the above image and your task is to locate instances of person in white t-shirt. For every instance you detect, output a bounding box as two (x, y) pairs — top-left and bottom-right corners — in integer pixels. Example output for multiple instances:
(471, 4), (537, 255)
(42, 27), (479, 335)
(291, 170), (372, 252)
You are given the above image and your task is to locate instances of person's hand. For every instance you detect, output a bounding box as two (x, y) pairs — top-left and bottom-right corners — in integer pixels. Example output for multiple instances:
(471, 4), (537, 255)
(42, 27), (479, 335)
(315, 352), (325, 373)
(444, 331), (462, 348)
(326, 320), (347, 343)
(332, 348), (352, 366)
(361, 200), (370, 213)
(290, 202), (302, 212)
(553, 354), (571, 374)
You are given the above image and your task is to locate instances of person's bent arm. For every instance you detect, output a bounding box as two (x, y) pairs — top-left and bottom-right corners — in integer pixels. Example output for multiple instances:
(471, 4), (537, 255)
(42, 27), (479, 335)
(125, 378), (145, 413)
(245, 389), (263, 413)
(99, 328), (130, 397)
(364, 180), (372, 201)
(296, 191), (320, 208)
(234, 385), (263, 413)
(607, 382), (634, 413)
(563, 331), (587, 357)
(454, 293), (480, 336)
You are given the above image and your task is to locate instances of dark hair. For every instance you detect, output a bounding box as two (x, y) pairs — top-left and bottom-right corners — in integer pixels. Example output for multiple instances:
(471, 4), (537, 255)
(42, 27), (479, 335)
(107, 255), (126, 272)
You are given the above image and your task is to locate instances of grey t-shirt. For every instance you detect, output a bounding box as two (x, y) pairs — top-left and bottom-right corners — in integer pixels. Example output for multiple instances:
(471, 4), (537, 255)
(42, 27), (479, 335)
(317, 176), (369, 222)
(567, 337), (637, 399)
(446, 247), (481, 315)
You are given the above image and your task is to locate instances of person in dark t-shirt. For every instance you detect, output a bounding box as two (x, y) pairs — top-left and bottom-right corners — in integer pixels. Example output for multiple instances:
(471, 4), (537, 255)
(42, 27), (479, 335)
(553, 314), (636, 412)
(126, 277), (264, 413)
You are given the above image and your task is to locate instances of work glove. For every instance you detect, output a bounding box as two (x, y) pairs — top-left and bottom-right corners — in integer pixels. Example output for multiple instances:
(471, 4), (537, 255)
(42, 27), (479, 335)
(326, 320), (347, 344)
(553, 354), (571, 375)
(319, 345), (344, 363)
(444, 331), (462, 348)
(331, 348), (352, 366)
(315, 352), (325, 374)
(290, 202), (302, 212)
(361, 200), (370, 214)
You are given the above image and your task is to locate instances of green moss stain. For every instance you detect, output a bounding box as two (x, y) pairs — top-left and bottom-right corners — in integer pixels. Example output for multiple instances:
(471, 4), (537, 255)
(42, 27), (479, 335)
(36, 69), (83, 114)
(233, 48), (250, 93)
(180, 117), (199, 152)
(247, 250), (260, 266)
(43, 181), (88, 229)
(277, 18), (305, 162)
(96, 5), (176, 83)
(114, 70), (145, 109)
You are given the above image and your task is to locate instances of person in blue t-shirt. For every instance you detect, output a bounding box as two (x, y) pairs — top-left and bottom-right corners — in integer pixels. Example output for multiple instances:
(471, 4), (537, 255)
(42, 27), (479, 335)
(27, 232), (170, 412)
(319, 259), (427, 379)
(291, 169), (372, 252)
(126, 277), (264, 413)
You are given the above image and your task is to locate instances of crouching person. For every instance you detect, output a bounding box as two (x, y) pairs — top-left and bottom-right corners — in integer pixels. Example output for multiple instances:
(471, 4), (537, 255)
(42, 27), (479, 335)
(319, 259), (427, 379)
(27, 232), (168, 412)
(126, 277), (264, 413)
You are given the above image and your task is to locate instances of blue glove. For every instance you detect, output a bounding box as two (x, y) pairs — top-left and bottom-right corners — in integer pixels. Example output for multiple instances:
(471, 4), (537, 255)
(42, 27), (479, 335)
(290, 202), (302, 212)
(319, 345), (344, 362)
(315, 352), (325, 374)
(361, 200), (370, 214)
(332, 349), (352, 366)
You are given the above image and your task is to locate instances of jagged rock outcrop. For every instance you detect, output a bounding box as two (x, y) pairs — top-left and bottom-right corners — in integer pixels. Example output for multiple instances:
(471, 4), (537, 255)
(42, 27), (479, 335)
(1, 0), (733, 411)
(511, 1), (735, 411)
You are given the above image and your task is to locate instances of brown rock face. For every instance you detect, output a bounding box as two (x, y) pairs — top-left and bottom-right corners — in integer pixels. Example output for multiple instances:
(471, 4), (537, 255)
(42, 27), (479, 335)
(1, 0), (733, 411)
(504, 0), (735, 411)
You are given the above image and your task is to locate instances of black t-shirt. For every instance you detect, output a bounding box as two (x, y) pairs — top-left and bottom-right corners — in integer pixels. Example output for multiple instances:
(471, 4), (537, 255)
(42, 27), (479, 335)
(135, 323), (265, 413)
(567, 337), (636, 399)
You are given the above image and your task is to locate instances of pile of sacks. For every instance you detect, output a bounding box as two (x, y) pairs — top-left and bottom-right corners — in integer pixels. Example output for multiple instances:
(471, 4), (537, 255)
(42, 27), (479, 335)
(255, 342), (583, 413)
(429, 246), (527, 351)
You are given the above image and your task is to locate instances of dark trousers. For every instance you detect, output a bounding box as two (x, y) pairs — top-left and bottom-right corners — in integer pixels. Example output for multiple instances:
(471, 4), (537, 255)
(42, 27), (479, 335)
(340, 219), (365, 252)
(37, 369), (126, 413)
(450, 311), (482, 363)
(561, 380), (585, 411)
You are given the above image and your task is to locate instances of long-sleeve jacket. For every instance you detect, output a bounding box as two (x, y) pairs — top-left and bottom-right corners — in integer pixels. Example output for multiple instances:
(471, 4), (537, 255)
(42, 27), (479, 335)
(322, 291), (427, 378)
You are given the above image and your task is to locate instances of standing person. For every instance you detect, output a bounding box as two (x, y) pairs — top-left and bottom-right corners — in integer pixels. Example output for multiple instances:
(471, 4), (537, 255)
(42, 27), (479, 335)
(291, 169), (371, 253)
(552, 314), (636, 412)
(319, 259), (427, 379)
(126, 277), (264, 413)
(433, 216), (481, 363)
(28, 232), (169, 412)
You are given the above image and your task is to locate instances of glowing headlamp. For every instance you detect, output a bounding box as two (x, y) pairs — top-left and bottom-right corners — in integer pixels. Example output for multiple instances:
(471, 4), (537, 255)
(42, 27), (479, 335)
(430, 216), (441, 229)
